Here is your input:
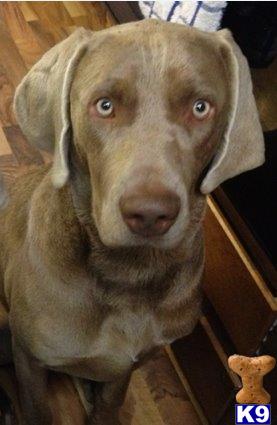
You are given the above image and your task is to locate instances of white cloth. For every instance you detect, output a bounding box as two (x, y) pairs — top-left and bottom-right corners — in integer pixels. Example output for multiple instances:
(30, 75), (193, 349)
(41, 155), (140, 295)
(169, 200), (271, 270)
(139, 1), (227, 32)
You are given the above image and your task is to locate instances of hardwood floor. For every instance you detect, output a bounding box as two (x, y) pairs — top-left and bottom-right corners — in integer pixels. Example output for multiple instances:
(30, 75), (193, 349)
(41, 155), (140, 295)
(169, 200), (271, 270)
(0, 2), (200, 424)
(0, 1), (114, 187)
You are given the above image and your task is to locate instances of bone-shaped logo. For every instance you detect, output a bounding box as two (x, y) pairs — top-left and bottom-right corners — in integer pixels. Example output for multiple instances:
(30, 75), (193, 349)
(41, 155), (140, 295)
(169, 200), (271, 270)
(228, 355), (276, 404)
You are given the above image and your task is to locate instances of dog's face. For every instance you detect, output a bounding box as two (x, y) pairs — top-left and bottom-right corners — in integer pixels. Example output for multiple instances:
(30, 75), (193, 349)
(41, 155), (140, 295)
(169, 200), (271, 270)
(71, 23), (228, 248)
(13, 20), (264, 249)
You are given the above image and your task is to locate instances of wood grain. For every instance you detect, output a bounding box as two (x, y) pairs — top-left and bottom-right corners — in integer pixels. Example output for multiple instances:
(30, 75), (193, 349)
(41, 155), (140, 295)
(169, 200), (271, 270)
(0, 126), (11, 156)
(0, 2), (46, 69)
(4, 125), (44, 166)
(172, 322), (236, 425)
(204, 203), (276, 355)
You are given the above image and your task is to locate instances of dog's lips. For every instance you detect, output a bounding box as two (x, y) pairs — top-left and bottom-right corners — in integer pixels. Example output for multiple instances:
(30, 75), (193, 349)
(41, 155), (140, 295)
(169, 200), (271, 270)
(131, 228), (166, 238)
(130, 230), (183, 250)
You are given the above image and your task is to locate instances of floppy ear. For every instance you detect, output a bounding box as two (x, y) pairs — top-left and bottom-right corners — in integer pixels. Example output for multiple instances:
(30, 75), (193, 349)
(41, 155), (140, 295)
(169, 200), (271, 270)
(14, 28), (91, 188)
(200, 29), (265, 194)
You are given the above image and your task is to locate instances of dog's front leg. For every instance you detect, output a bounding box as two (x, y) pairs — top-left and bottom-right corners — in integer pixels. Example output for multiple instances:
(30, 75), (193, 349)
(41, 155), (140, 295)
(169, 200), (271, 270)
(13, 342), (52, 425)
(87, 373), (131, 425)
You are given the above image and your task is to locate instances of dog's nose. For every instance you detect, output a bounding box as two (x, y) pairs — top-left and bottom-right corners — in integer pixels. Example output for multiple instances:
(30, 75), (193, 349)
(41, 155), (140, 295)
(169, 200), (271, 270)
(119, 188), (181, 237)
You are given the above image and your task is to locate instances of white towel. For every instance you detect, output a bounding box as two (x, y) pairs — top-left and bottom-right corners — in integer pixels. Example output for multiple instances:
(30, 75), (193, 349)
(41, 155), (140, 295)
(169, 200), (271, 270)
(139, 1), (227, 32)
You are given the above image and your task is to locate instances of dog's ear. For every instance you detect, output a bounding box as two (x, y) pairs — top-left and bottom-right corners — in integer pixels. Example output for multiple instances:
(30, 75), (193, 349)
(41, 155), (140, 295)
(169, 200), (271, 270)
(200, 29), (265, 194)
(14, 28), (91, 188)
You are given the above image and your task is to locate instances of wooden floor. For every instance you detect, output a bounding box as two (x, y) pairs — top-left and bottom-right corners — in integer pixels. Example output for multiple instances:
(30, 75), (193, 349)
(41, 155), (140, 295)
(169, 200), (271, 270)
(0, 1), (115, 186)
(0, 2), (201, 424)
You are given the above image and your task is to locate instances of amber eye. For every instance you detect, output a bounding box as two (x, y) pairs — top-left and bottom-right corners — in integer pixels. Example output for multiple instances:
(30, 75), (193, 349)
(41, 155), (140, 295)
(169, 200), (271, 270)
(95, 98), (114, 117)
(192, 100), (211, 119)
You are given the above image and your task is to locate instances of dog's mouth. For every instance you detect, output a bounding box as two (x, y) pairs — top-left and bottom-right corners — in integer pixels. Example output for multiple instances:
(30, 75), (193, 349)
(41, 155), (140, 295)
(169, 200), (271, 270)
(116, 223), (185, 250)
(96, 221), (183, 251)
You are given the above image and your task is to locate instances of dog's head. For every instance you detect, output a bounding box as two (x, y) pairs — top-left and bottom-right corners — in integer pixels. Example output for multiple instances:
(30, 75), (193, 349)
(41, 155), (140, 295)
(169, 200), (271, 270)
(12, 20), (264, 249)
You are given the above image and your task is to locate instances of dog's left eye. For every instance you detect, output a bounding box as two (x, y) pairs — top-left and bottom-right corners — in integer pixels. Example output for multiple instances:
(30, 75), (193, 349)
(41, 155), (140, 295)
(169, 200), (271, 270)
(192, 100), (211, 119)
(96, 98), (114, 117)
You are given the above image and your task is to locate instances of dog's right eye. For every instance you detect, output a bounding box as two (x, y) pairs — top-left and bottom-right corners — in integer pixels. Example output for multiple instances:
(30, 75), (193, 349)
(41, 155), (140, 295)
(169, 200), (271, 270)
(95, 98), (114, 117)
(192, 100), (211, 119)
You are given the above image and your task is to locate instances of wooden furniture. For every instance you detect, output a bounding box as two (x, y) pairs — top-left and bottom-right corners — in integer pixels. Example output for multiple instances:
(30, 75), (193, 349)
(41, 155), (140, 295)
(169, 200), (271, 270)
(172, 197), (277, 425)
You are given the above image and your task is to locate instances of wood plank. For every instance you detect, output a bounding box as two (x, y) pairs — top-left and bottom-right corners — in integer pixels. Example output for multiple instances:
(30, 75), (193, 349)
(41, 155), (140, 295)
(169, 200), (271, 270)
(63, 1), (87, 18)
(28, 1), (74, 26)
(105, 1), (141, 23)
(29, 18), (68, 50)
(199, 316), (241, 388)
(139, 349), (201, 425)
(172, 322), (235, 424)
(63, 25), (81, 37)
(166, 345), (208, 425)
(204, 202), (276, 355)
(0, 126), (11, 156)
(19, 1), (39, 22)
(48, 373), (86, 424)
(123, 371), (165, 425)
(73, 1), (116, 30)
(213, 187), (277, 295)
(88, 1), (117, 27)
(0, 2), (46, 68)
(207, 197), (276, 310)
(3, 125), (43, 166)
(0, 19), (27, 87)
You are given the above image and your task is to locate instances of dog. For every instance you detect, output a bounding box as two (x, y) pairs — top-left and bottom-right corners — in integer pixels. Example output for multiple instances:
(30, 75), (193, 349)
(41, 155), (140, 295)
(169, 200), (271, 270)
(0, 19), (264, 425)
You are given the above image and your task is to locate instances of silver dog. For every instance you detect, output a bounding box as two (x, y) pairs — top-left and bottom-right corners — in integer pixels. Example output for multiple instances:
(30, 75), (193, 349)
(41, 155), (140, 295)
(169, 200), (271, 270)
(0, 20), (264, 424)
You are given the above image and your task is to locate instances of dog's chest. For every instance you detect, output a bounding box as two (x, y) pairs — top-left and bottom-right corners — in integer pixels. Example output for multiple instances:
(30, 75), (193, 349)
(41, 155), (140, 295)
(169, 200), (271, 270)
(38, 306), (170, 378)
(98, 309), (168, 361)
